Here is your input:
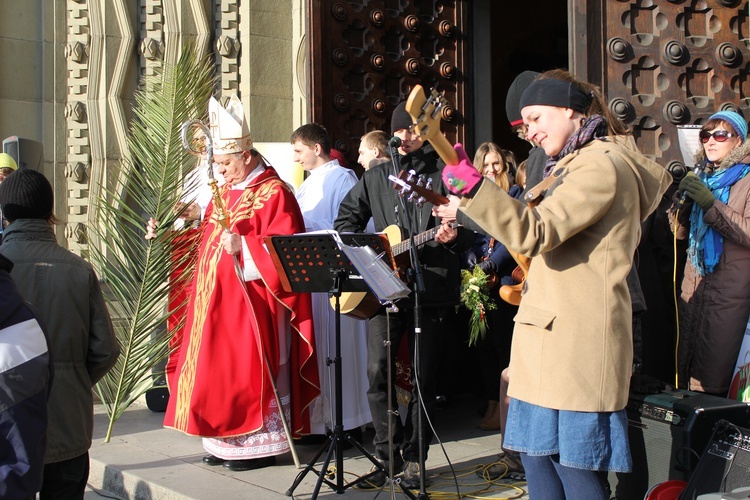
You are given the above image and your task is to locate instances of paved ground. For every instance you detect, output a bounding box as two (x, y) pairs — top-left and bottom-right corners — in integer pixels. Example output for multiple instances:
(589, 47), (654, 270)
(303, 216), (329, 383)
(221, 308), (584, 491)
(86, 393), (529, 499)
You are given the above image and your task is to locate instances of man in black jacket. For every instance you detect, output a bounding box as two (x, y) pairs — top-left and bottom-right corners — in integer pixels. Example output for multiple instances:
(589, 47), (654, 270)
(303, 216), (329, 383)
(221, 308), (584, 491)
(335, 101), (472, 489)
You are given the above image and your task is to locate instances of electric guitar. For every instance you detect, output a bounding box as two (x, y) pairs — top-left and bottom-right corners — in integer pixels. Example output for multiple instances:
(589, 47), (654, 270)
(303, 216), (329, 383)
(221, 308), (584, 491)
(404, 84), (535, 306)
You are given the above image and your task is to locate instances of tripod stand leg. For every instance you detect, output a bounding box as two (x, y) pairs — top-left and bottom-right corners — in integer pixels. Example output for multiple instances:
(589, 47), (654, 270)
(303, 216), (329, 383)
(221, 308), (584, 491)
(341, 436), (414, 500)
(284, 434), (334, 496)
(311, 436), (338, 497)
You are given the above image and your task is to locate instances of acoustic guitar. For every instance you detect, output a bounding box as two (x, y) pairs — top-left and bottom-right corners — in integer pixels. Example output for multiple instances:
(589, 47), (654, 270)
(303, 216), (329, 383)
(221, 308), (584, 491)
(332, 157), (451, 319)
(497, 169), (563, 305)
(334, 222), (456, 319)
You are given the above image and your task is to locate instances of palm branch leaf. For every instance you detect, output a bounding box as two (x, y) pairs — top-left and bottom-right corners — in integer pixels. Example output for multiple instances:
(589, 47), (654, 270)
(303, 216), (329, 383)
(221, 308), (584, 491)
(90, 46), (215, 442)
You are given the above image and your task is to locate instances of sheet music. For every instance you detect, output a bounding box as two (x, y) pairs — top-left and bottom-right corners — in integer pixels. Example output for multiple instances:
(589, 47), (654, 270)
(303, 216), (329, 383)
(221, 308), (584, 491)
(341, 244), (410, 302)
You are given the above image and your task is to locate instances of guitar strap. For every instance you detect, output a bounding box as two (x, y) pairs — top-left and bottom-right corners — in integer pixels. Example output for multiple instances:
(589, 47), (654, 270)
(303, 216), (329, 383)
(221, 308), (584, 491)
(483, 238), (496, 261)
(523, 163), (567, 205)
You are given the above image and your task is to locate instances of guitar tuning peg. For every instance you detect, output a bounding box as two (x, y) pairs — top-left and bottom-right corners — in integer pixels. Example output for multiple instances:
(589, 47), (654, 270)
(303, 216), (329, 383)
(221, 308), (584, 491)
(406, 170), (417, 183)
(407, 191), (419, 203)
(431, 103), (443, 120)
(417, 196), (427, 206)
(416, 175), (426, 187)
(399, 185), (410, 197)
(425, 178), (434, 191)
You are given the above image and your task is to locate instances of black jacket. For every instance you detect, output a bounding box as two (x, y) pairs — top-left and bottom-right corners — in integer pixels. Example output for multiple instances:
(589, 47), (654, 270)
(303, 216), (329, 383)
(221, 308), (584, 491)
(0, 253), (51, 497)
(334, 142), (473, 307)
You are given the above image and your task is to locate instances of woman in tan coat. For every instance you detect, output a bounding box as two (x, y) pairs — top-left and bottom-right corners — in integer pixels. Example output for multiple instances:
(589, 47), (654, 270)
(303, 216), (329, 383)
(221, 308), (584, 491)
(672, 110), (750, 396)
(440, 70), (671, 498)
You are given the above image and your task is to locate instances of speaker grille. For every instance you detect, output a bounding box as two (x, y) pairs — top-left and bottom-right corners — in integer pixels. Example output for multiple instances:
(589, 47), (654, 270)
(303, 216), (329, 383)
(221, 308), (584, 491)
(609, 390), (750, 499)
(680, 420), (750, 499)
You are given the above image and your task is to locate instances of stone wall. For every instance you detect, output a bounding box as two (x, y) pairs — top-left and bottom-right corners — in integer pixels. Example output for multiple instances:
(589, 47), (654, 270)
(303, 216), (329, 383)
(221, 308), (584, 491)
(0, 0), (306, 256)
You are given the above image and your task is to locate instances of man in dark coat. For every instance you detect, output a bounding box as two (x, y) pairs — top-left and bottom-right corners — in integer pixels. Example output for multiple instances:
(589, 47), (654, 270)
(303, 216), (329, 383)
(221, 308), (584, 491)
(335, 101), (472, 489)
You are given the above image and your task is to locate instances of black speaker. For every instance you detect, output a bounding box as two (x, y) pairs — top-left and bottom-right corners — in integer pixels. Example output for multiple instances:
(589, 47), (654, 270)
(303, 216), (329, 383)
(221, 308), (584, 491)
(680, 420), (750, 499)
(610, 389), (750, 499)
(2, 136), (44, 171)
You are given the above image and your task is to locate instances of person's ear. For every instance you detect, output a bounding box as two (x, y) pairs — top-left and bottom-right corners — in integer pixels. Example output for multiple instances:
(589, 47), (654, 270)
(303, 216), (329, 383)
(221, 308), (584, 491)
(314, 143), (323, 157)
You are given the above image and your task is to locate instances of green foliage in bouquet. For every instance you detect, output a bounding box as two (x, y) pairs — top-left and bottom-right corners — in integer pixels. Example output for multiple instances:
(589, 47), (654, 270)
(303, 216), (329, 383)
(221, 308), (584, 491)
(459, 265), (497, 346)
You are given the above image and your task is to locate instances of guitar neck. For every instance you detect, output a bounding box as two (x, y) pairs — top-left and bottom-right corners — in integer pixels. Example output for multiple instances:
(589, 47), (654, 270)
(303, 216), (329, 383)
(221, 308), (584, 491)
(429, 133), (459, 167)
(391, 226), (440, 257)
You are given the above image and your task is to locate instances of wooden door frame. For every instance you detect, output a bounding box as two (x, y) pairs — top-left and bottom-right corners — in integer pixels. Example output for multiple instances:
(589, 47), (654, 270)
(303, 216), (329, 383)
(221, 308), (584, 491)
(569, 0), (604, 85)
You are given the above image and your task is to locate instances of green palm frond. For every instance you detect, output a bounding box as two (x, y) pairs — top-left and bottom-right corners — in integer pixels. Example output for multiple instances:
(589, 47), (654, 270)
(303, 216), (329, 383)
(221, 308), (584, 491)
(90, 46), (215, 442)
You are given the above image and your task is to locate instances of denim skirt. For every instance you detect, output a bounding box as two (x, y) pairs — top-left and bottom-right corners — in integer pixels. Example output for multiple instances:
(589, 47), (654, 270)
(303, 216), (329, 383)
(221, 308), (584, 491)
(503, 398), (632, 472)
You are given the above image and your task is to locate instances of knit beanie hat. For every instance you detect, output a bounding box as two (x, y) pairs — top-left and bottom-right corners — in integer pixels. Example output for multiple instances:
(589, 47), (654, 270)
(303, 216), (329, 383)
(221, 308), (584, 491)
(505, 71), (540, 127)
(0, 168), (54, 221)
(0, 153), (18, 171)
(520, 78), (591, 115)
(708, 110), (747, 142)
(390, 101), (413, 135)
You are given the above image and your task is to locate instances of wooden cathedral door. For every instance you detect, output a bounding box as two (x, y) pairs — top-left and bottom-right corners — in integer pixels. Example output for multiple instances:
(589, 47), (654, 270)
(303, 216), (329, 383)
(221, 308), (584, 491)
(308, 0), (470, 165)
(572, 0), (750, 175)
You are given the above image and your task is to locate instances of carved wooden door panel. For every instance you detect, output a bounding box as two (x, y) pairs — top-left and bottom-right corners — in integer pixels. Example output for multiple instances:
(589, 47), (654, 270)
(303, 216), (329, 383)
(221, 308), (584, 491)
(308, 0), (469, 164)
(573, 0), (750, 175)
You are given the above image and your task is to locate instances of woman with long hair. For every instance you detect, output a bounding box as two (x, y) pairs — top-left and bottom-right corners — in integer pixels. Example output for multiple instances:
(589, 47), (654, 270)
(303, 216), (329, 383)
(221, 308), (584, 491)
(466, 142), (520, 433)
(440, 69), (671, 498)
(473, 142), (517, 193)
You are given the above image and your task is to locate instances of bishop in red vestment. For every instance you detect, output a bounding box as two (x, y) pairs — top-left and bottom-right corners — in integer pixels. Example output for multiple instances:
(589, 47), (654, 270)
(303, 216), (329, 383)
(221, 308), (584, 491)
(163, 95), (318, 471)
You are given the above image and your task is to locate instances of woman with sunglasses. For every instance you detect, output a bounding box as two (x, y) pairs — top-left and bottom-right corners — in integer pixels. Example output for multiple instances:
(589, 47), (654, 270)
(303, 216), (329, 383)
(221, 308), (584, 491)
(439, 70), (671, 498)
(672, 110), (750, 397)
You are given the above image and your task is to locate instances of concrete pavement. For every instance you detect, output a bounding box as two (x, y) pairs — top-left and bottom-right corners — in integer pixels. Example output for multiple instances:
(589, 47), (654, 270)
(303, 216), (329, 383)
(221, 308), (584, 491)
(86, 393), (529, 499)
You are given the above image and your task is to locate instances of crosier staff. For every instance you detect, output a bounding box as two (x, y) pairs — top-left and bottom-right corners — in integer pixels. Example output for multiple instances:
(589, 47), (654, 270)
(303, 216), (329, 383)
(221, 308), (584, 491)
(180, 120), (302, 469)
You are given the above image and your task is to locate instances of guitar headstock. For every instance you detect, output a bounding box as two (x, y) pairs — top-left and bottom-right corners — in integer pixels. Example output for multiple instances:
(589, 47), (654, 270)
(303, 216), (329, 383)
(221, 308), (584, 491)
(404, 85), (458, 166)
(389, 170), (449, 206)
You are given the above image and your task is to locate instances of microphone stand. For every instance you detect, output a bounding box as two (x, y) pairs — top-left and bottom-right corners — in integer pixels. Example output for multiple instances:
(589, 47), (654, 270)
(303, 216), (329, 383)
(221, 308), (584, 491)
(389, 142), (428, 499)
(406, 230), (428, 500)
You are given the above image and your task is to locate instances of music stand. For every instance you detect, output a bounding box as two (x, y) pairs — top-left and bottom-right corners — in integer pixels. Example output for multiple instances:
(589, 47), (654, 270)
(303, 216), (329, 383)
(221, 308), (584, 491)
(265, 231), (412, 499)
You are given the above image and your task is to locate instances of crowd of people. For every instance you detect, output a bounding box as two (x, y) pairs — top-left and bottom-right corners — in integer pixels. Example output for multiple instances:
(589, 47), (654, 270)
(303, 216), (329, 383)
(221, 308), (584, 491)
(3, 66), (750, 499)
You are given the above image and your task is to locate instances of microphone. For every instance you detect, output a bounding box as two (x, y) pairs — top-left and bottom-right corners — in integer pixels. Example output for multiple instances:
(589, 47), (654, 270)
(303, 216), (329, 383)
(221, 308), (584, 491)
(388, 136), (402, 148)
(677, 162), (706, 211)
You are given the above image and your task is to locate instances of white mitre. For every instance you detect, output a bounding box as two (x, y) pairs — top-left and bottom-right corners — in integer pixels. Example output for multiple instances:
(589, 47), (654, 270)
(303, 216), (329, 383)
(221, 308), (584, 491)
(208, 94), (253, 154)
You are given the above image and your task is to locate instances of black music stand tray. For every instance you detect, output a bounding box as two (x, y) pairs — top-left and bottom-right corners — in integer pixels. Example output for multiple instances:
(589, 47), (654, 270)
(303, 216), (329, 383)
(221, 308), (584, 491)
(265, 231), (411, 499)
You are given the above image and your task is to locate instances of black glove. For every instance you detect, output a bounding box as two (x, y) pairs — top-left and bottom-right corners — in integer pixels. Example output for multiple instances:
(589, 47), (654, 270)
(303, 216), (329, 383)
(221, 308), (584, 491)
(478, 260), (497, 274)
(466, 251), (478, 268)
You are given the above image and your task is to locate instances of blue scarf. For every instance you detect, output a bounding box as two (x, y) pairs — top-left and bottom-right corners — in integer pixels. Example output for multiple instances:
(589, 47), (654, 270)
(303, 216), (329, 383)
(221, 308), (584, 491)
(688, 162), (750, 274)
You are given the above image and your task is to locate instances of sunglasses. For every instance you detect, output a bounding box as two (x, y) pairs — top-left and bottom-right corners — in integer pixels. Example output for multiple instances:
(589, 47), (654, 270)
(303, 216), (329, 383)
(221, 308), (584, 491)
(699, 130), (736, 143)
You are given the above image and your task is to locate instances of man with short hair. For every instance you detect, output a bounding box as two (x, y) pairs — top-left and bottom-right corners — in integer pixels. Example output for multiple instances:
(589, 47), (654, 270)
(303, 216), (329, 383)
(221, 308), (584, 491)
(357, 130), (391, 171)
(291, 123), (372, 436)
(162, 95), (319, 472)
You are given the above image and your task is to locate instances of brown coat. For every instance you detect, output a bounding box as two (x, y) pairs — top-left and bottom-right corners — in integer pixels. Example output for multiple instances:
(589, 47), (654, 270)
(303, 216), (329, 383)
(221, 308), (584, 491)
(674, 141), (750, 394)
(459, 137), (670, 412)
